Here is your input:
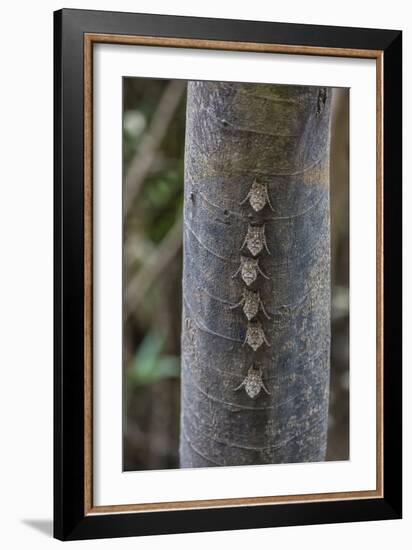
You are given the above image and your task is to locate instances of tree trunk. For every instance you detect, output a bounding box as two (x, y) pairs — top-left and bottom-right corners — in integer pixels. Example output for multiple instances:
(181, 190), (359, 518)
(180, 81), (332, 467)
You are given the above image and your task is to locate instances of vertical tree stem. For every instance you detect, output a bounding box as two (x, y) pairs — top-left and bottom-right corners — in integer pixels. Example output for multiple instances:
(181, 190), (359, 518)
(180, 81), (332, 467)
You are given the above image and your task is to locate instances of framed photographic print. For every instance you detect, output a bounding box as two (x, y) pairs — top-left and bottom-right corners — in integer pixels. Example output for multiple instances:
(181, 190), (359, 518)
(54, 8), (402, 541)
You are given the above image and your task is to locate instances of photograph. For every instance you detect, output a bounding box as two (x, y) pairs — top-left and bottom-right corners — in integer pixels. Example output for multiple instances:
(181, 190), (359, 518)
(122, 78), (350, 471)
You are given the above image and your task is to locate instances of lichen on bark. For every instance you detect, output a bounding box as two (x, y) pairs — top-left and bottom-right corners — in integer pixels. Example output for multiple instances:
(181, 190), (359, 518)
(180, 81), (332, 468)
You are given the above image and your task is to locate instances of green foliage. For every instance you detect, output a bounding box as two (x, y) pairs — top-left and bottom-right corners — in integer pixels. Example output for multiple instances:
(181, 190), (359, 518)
(127, 331), (180, 387)
(123, 79), (185, 470)
(123, 81), (185, 245)
(123, 110), (147, 167)
(142, 169), (184, 243)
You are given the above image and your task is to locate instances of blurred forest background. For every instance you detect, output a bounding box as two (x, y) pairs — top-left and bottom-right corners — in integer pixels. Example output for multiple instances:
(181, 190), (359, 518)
(123, 78), (349, 471)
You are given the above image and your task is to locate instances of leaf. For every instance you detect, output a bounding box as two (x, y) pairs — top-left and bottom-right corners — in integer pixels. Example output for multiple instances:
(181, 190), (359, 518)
(127, 331), (180, 387)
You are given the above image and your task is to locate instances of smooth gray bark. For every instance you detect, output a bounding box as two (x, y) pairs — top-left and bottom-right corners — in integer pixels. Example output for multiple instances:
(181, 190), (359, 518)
(180, 81), (332, 467)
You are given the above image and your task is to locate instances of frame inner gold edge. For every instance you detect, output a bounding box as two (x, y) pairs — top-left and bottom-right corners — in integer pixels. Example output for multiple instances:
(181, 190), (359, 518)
(83, 33), (384, 515)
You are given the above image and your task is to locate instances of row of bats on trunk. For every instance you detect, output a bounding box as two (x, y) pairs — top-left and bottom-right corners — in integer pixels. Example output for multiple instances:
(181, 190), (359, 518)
(231, 178), (274, 399)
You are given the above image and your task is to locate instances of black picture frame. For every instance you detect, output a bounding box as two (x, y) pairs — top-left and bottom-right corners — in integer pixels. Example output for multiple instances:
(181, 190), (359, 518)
(54, 8), (402, 541)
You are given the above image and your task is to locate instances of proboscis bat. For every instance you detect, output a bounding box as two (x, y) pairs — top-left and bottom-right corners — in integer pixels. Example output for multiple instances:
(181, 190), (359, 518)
(229, 288), (271, 321)
(240, 224), (270, 257)
(240, 178), (275, 212)
(243, 320), (271, 351)
(234, 364), (271, 399)
(231, 256), (269, 287)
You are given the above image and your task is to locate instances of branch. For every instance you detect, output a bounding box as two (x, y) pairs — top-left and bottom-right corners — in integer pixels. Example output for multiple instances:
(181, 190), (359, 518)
(124, 80), (186, 218)
(125, 215), (183, 321)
